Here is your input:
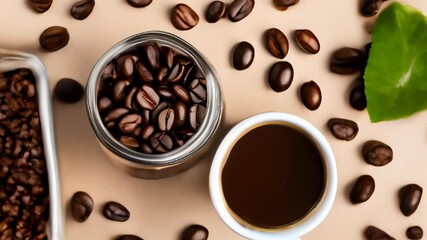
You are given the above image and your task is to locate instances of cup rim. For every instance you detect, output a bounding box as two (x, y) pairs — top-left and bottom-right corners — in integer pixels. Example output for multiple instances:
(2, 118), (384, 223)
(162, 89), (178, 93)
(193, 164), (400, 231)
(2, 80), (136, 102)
(209, 112), (337, 240)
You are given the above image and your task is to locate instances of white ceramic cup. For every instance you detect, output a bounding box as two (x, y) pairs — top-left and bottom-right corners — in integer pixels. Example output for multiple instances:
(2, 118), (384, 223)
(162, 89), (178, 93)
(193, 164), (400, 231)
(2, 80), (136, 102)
(209, 112), (337, 240)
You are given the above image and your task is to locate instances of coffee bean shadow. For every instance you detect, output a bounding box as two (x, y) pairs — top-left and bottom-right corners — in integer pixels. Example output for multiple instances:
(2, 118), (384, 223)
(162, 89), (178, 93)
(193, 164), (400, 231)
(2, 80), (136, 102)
(228, 43), (238, 69)
(344, 177), (356, 204)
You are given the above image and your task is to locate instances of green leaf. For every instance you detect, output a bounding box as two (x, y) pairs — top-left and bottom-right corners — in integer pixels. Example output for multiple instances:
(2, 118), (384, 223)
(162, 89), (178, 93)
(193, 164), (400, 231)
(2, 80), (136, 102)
(365, 2), (427, 122)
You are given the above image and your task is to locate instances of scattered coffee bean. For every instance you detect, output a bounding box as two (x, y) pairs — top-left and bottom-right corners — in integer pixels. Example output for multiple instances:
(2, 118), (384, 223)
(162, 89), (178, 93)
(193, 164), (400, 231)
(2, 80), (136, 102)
(103, 201), (130, 222)
(268, 61), (293, 92)
(265, 28), (289, 59)
(364, 226), (395, 240)
(116, 235), (144, 240)
(300, 81), (321, 110)
(233, 41), (255, 70)
(181, 224), (209, 240)
(362, 140), (393, 166)
(327, 118), (359, 141)
(228, 0), (255, 22)
(71, 191), (94, 222)
(28, 0), (53, 13)
(0, 69), (50, 239)
(171, 4), (199, 30)
(350, 175), (375, 204)
(126, 0), (152, 8)
(399, 184), (423, 217)
(70, 0), (95, 20)
(360, 0), (386, 17)
(273, 0), (299, 11)
(39, 26), (70, 52)
(54, 78), (84, 103)
(206, 1), (228, 23)
(294, 29), (320, 54)
(406, 226), (423, 240)
(330, 47), (365, 74)
(349, 78), (367, 111)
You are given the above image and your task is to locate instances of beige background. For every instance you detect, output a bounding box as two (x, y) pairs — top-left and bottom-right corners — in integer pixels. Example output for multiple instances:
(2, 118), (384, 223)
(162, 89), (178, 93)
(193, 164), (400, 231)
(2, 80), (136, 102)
(0, 0), (426, 239)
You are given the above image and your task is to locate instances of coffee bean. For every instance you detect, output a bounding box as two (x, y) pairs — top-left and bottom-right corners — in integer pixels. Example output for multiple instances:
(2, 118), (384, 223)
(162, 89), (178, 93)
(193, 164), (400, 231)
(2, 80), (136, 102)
(119, 114), (142, 134)
(152, 101), (170, 123)
(103, 201), (130, 222)
(28, 0), (53, 13)
(136, 85), (160, 110)
(294, 29), (320, 54)
(273, 0), (299, 11)
(113, 80), (130, 102)
(406, 226), (423, 240)
(181, 224), (209, 240)
(141, 125), (155, 140)
(268, 61), (293, 92)
(189, 104), (205, 130)
(350, 175), (375, 204)
(125, 87), (138, 109)
(140, 143), (153, 154)
(330, 47), (365, 74)
(70, 0), (95, 20)
(233, 41), (255, 70)
(98, 97), (113, 112)
(327, 118), (358, 141)
(167, 62), (185, 83)
(39, 26), (70, 52)
(171, 4), (199, 30)
(71, 191), (94, 222)
(362, 140), (393, 166)
(136, 62), (154, 83)
(360, 0), (386, 17)
(120, 136), (139, 148)
(173, 102), (187, 127)
(173, 85), (191, 104)
(150, 132), (173, 153)
(157, 86), (173, 99)
(116, 235), (144, 240)
(300, 81), (321, 110)
(104, 108), (129, 125)
(54, 78), (84, 103)
(399, 184), (423, 217)
(116, 54), (135, 79)
(189, 79), (207, 103)
(144, 43), (161, 70)
(206, 1), (227, 23)
(158, 108), (175, 132)
(265, 28), (289, 59)
(156, 67), (169, 83)
(126, 0), (152, 8)
(349, 78), (367, 111)
(228, 0), (255, 22)
(364, 226), (395, 240)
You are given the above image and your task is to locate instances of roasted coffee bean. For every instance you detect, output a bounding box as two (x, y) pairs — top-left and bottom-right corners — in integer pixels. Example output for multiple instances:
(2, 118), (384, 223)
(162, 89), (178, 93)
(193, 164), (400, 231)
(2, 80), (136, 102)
(330, 47), (365, 74)
(173, 102), (187, 127)
(181, 224), (209, 240)
(173, 85), (191, 104)
(116, 54), (135, 78)
(300, 81), (321, 110)
(39, 26), (70, 52)
(157, 86), (173, 99)
(158, 108), (175, 131)
(364, 226), (396, 240)
(350, 175), (375, 204)
(151, 101), (170, 123)
(120, 136), (139, 148)
(136, 85), (160, 110)
(294, 29), (320, 54)
(70, 0), (95, 20)
(273, 0), (299, 11)
(103, 201), (130, 222)
(349, 78), (367, 111)
(362, 140), (393, 166)
(189, 79), (207, 103)
(171, 4), (200, 30)
(206, 1), (228, 23)
(156, 67), (169, 83)
(228, 0), (255, 22)
(126, 0), (152, 8)
(167, 62), (185, 83)
(233, 41), (255, 70)
(160, 46), (174, 69)
(150, 132), (173, 153)
(406, 226), (423, 240)
(327, 118), (358, 141)
(265, 28), (289, 59)
(399, 184), (423, 217)
(28, 0), (53, 13)
(98, 97), (112, 112)
(104, 108), (129, 125)
(119, 114), (142, 134)
(71, 191), (94, 222)
(144, 43), (161, 70)
(136, 62), (153, 83)
(140, 143), (153, 154)
(360, 0), (386, 17)
(189, 104), (206, 130)
(116, 235), (144, 240)
(54, 78), (84, 103)
(141, 125), (155, 140)
(268, 61), (293, 92)
(125, 87), (138, 109)
(113, 80), (130, 102)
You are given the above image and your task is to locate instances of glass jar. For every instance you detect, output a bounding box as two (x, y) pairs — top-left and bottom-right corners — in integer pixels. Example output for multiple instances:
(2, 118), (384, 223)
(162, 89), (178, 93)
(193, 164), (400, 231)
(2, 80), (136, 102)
(86, 31), (223, 179)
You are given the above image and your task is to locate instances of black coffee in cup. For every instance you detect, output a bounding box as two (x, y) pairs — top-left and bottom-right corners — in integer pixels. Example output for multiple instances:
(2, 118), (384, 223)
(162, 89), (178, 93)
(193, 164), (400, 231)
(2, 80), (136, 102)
(221, 124), (325, 228)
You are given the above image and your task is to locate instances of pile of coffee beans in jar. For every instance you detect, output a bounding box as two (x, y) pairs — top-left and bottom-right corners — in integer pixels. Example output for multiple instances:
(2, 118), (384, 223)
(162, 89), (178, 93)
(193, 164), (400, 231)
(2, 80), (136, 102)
(97, 42), (208, 154)
(0, 69), (49, 239)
